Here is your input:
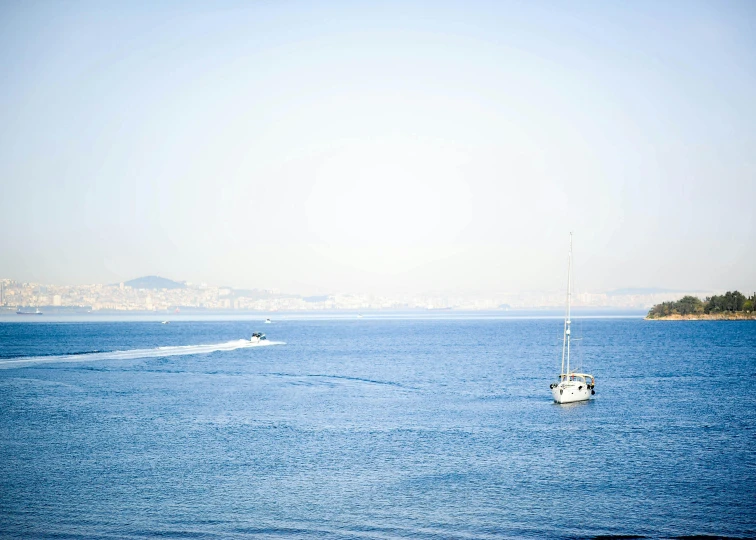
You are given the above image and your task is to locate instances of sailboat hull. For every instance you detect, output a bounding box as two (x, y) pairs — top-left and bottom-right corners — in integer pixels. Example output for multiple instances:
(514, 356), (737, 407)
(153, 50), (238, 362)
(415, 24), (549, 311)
(551, 382), (592, 404)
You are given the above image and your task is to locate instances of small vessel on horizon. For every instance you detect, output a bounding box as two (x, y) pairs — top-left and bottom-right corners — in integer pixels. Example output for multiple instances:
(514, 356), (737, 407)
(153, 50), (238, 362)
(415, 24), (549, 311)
(17, 287), (43, 315)
(265, 318), (272, 324)
(549, 233), (596, 404)
(16, 307), (42, 315)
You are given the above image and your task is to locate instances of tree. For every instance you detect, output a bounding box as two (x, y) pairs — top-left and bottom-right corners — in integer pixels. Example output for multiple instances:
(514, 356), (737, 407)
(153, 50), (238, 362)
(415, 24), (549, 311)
(651, 291), (751, 317)
(704, 291), (748, 313)
(647, 295), (704, 318)
(676, 295), (704, 315)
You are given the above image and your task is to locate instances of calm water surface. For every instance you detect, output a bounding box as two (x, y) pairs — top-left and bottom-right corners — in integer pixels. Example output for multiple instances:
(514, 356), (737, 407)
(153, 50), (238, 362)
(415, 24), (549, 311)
(1, 317), (754, 539)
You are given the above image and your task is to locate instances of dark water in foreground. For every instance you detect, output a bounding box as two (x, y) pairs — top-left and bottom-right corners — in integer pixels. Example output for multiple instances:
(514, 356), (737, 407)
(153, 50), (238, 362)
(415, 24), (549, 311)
(1, 318), (754, 539)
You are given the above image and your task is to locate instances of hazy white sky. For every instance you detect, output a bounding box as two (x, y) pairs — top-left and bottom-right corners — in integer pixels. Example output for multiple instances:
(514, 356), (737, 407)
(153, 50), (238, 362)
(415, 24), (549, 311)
(1, 1), (754, 295)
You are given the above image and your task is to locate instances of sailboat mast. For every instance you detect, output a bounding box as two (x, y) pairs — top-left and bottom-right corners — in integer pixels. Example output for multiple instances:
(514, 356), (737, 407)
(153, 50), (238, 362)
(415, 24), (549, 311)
(566, 233), (572, 376)
(560, 234), (573, 378)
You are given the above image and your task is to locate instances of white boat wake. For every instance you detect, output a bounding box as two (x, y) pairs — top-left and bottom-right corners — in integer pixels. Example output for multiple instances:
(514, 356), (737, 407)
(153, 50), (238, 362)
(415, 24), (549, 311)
(0, 339), (285, 369)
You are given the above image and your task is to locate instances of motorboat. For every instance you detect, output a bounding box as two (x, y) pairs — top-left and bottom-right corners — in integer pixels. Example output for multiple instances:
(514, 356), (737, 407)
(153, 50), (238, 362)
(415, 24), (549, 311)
(250, 332), (267, 344)
(550, 233), (596, 404)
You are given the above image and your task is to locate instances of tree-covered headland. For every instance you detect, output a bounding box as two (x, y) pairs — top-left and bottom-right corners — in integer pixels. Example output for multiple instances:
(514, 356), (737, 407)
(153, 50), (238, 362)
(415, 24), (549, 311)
(646, 291), (756, 319)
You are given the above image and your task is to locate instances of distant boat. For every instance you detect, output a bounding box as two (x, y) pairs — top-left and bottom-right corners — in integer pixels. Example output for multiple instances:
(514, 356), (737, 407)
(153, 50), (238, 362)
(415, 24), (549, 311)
(16, 307), (42, 315)
(549, 233), (596, 404)
(250, 332), (267, 344)
(161, 321), (170, 324)
(265, 318), (272, 324)
(18, 287), (43, 315)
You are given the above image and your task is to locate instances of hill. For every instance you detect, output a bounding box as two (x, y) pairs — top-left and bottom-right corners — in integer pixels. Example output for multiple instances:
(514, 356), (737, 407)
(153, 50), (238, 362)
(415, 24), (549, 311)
(607, 287), (681, 296)
(124, 276), (186, 290)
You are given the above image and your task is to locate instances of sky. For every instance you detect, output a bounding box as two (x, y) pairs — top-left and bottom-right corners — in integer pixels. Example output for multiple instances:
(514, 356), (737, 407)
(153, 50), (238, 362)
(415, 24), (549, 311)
(1, 1), (754, 296)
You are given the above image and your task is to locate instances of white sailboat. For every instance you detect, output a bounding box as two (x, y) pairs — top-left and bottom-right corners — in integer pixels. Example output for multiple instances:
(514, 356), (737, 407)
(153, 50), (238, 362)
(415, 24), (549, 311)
(550, 233), (596, 404)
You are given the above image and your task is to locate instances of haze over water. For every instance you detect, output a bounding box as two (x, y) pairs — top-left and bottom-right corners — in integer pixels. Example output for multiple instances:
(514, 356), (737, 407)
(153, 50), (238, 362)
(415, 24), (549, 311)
(1, 1), (755, 295)
(1, 317), (754, 538)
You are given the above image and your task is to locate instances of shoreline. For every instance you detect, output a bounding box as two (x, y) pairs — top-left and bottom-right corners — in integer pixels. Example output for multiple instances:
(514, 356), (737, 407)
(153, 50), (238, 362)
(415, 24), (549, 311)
(646, 313), (756, 321)
(0, 309), (648, 323)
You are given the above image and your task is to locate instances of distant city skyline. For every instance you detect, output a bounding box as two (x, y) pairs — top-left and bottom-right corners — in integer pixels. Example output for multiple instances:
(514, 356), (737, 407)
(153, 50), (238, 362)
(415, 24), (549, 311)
(1, 275), (737, 312)
(0, 273), (734, 297)
(1, 2), (754, 295)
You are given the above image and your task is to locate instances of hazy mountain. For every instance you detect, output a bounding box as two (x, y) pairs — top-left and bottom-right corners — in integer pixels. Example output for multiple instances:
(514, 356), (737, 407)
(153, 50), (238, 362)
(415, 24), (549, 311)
(605, 288), (682, 296)
(124, 276), (186, 290)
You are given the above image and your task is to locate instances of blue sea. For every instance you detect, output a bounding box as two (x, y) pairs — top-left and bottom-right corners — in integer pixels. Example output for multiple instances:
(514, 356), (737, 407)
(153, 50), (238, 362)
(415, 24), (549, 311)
(1, 316), (754, 539)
